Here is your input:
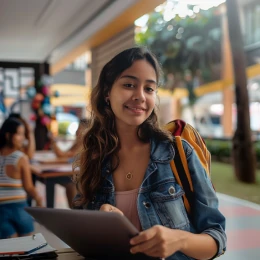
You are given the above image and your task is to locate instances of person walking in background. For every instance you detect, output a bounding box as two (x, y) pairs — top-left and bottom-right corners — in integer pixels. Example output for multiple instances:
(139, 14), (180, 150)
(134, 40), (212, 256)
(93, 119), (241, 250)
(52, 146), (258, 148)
(0, 117), (42, 239)
(73, 47), (226, 259)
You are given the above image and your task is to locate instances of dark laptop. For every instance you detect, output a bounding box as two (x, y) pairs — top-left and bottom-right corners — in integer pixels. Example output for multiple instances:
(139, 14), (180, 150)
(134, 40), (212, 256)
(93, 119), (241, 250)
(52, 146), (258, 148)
(26, 207), (156, 259)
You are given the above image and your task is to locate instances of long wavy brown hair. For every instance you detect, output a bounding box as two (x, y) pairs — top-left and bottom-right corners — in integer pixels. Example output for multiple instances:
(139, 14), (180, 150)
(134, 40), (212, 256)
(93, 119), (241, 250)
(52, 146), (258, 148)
(73, 47), (173, 207)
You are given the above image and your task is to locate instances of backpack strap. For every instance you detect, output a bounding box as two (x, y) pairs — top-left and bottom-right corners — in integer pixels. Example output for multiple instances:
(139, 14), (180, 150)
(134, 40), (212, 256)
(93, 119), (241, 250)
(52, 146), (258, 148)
(170, 137), (194, 215)
(180, 124), (211, 176)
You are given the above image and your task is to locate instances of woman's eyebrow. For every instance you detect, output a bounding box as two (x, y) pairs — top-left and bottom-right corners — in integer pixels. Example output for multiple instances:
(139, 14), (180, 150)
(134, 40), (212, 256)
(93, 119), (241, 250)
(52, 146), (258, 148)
(120, 75), (157, 85)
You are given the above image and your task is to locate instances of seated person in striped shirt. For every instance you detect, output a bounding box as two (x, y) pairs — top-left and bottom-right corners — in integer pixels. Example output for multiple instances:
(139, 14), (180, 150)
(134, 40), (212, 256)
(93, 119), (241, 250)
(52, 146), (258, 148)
(0, 117), (42, 239)
(8, 113), (38, 206)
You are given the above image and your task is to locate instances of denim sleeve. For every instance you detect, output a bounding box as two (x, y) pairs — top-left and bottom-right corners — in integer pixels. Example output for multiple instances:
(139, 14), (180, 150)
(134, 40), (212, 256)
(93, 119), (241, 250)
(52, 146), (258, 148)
(185, 142), (227, 258)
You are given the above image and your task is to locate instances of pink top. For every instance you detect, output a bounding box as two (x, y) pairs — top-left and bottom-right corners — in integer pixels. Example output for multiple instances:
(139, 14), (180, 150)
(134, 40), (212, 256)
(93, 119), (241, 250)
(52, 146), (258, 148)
(115, 188), (142, 231)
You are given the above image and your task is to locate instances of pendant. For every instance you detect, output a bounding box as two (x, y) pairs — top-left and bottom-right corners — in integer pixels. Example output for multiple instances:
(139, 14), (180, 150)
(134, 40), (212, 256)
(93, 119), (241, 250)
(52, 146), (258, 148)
(126, 172), (133, 180)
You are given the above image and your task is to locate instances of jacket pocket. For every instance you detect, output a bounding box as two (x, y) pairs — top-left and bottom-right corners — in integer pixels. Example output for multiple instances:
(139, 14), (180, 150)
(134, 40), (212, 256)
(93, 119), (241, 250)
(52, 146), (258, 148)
(150, 182), (190, 229)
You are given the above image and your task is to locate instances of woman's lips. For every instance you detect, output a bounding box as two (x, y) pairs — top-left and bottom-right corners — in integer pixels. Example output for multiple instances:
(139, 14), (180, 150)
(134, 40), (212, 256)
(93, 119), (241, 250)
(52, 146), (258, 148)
(124, 105), (147, 112)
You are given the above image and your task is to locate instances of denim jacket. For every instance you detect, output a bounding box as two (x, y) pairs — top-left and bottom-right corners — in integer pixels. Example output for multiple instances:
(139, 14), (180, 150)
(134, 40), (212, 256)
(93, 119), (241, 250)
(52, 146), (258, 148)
(79, 138), (226, 260)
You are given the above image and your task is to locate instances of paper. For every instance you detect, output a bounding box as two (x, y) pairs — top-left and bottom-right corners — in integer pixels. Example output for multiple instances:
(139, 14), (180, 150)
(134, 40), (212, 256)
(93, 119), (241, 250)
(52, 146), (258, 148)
(0, 233), (56, 256)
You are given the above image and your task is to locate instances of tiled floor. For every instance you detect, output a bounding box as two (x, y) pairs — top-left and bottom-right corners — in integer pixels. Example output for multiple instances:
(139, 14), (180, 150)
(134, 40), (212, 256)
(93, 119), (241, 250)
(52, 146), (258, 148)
(217, 193), (260, 260)
(35, 182), (260, 259)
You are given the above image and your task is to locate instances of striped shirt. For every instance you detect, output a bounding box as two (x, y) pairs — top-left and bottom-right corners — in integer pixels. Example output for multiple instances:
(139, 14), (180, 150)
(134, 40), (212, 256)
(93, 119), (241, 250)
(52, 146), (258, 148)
(0, 150), (26, 204)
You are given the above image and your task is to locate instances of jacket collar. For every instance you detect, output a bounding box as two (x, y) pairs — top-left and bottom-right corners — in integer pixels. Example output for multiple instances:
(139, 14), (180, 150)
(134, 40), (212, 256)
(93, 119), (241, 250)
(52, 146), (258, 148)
(102, 137), (175, 178)
(150, 138), (175, 163)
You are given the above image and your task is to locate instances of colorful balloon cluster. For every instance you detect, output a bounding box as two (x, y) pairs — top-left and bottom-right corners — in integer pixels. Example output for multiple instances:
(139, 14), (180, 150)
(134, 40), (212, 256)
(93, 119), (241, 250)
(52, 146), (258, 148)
(26, 75), (59, 127)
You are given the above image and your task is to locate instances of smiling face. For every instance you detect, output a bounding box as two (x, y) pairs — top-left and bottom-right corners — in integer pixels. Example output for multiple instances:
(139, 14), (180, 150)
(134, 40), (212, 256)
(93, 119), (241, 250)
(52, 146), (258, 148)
(108, 59), (157, 130)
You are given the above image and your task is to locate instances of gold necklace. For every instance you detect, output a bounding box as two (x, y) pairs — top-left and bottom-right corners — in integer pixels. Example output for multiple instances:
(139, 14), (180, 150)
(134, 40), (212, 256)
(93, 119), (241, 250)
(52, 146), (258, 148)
(121, 164), (133, 180)
(117, 156), (134, 180)
(126, 171), (133, 180)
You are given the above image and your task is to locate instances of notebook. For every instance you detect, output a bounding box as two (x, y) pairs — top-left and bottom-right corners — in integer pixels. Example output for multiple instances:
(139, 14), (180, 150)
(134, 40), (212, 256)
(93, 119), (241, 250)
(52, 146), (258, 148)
(25, 207), (155, 259)
(0, 233), (56, 258)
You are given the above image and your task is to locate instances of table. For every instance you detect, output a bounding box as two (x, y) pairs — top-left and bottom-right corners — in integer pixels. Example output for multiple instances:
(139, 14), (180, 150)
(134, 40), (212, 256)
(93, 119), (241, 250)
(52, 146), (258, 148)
(35, 163), (74, 178)
(55, 249), (157, 259)
(33, 151), (70, 165)
(32, 151), (76, 208)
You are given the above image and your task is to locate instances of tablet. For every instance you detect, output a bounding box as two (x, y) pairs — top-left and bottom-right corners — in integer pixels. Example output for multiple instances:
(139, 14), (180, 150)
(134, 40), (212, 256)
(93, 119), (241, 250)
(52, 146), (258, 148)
(25, 207), (145, 259)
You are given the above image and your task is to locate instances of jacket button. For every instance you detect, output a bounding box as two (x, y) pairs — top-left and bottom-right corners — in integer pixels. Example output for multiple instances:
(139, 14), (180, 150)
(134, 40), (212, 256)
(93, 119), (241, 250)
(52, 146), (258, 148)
(143, 201), (151, 209)
(168, 186), (176, 195)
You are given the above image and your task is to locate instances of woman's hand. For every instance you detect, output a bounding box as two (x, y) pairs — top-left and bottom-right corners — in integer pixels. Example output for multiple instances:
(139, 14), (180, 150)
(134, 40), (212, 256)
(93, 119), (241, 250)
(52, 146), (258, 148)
(99, 204), (124, 216)
(130, 225), (185, 259)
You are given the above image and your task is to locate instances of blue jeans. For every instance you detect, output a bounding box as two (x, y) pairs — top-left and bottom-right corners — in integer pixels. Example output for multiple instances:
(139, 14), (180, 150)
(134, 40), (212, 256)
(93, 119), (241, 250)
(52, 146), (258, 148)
(0, 201), (34, 239)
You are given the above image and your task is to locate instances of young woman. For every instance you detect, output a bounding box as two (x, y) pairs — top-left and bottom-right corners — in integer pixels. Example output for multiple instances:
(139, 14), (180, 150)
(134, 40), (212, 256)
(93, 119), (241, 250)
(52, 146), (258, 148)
(8, 113), (38, 206)
(73, 47), (226, 259)
(0, 117), (42, 239)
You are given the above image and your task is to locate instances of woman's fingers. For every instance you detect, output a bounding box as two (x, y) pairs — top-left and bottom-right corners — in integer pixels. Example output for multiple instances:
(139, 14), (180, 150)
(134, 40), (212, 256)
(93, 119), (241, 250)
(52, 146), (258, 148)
(99, 204), (124, 215)
(130, 225), (177, 258)
(130, 225), (158, 245)
(130, 228), (157, 254)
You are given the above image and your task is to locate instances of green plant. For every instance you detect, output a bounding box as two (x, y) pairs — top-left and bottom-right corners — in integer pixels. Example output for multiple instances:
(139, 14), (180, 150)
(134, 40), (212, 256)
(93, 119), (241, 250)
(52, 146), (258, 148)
(205, 139), (232, 158)
(255, 141), (260, 161)
(205, 138), (260, 164)
(58, 121), (70, 136)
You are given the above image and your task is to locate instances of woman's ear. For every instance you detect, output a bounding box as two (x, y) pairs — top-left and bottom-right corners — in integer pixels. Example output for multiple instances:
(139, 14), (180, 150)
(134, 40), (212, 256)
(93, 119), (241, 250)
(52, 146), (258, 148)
(105, 94), (110, 106)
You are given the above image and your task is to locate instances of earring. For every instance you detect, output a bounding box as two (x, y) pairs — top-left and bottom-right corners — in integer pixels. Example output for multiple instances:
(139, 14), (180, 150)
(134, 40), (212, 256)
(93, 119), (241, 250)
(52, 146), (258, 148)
(105, 98), (110, 106)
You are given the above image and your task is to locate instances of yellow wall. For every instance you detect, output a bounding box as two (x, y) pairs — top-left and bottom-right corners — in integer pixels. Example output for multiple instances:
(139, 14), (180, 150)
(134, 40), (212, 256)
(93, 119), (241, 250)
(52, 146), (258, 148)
(50, 84), (90, 106)
(161, 63), (260, 99)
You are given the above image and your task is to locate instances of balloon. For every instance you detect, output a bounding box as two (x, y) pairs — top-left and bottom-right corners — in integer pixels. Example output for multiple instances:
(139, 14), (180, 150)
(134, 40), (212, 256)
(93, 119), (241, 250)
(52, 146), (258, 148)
(34, 93), (44, 102)
(42, 96), (50, 105)
(26, 87), (36, 98)
(42, 103), (52, 115)
(41, 115), (51, 126)
(53, 90), (60, 97)
(55, 106), (63, 113)
(31, 100), (41, 110)
(42, 86), (50, 96)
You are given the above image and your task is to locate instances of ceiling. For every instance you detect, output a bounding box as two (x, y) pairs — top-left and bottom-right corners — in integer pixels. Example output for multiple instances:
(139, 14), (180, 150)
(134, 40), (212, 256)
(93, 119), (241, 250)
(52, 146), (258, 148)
(0, 0), (250, 68)
(0, 0), (140, 64)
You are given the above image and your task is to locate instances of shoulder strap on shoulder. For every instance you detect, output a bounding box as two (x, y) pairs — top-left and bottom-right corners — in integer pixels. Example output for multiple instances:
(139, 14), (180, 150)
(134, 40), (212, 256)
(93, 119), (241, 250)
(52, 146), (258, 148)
(170, 137), (194, 215)
(164, 119), (186, 136)
(179, 123), (211, 176)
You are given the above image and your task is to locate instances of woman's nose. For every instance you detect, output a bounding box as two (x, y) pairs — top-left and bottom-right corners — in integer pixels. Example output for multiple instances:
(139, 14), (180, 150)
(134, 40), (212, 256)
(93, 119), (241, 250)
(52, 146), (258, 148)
(132, 87), (145, 101)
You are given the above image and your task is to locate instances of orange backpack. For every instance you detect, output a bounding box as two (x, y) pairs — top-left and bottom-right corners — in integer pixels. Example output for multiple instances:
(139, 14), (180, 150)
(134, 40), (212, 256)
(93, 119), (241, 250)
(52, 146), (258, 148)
(164, 119), (211, 214)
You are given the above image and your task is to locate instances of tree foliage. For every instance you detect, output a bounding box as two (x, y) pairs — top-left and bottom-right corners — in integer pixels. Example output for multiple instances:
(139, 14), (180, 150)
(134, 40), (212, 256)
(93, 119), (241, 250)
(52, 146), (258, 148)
(136, 6), (222, 91)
